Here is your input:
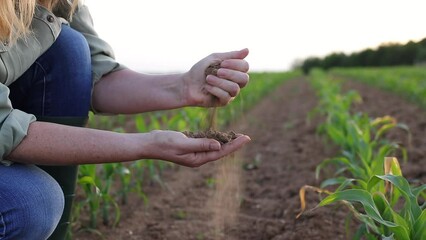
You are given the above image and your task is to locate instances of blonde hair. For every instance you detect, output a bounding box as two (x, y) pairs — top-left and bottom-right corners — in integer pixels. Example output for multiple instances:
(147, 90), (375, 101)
(0, 0), (78, 44)
(0, 0), (35, 43)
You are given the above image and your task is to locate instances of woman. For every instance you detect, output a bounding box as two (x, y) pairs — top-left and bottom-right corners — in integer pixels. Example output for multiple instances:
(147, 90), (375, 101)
(0, 0), (250, 239)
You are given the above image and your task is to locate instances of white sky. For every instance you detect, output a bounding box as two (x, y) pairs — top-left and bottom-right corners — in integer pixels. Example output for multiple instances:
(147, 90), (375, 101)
(84, 0), (426, 73)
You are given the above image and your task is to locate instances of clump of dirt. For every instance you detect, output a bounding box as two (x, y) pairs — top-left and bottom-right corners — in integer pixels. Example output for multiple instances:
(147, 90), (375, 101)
(183, 130), (237, 145)
(205, 62), (221, 76)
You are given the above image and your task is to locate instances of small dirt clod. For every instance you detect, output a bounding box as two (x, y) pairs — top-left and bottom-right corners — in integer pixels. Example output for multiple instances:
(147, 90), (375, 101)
(205, 62), (221, 76)
(183, 130), (237, 145)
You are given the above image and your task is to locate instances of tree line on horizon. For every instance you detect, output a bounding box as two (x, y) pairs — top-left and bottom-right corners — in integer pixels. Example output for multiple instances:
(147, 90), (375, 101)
(299, 37), (426, 74)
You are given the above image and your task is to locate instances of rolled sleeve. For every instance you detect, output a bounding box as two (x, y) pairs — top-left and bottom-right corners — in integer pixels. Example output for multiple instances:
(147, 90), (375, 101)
(0, 84), (36, 165)
(69, 5), (126, 84)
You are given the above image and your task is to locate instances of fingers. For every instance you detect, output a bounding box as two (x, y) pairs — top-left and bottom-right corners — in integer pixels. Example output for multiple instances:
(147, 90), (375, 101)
(204, 56), (250, 104)
(206, 74), (240, 97)
(181, 137), (221, 152)
(221, 59), (250, 74)
(213, 48), (249, 60)
(216, 68), (250, 88)
(208, 49), (250, 76)
(205, 68), (249, 104)
(204, 84), (234, 105)
(216, 135), (251, 157)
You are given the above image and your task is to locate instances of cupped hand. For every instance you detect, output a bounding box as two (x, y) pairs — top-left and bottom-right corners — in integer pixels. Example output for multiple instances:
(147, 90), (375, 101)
(184, 48), (250, 107)
(144, 130), (251, 167)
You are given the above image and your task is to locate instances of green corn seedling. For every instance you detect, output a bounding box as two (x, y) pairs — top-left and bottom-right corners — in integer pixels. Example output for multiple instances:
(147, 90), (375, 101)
(298, 70), (422, 240)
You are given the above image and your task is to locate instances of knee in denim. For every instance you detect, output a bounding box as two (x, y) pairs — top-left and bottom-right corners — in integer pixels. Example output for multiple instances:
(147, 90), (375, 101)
(50, 25), (91, 71)
(0, 165), (64, 239)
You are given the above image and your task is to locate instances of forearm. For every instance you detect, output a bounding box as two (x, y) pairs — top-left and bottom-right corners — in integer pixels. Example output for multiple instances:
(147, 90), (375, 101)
(6, 121), (147, 165)
(6, 121), (250, 167)
(91, 49), (250, 114)
(92, 69), (188, 114)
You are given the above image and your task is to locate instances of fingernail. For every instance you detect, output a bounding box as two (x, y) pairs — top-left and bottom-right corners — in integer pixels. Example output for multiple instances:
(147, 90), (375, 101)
(210, 142), (221, 151)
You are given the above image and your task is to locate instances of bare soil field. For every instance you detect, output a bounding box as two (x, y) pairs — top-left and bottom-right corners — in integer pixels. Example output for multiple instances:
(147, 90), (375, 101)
(74, 77), (426, 240)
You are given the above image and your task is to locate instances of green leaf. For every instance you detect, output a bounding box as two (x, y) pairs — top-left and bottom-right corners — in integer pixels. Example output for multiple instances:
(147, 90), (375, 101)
(78, 176), (97, 186)
(373, 192), (387, 215)
(320, 177), (355, 189)
(319, 189), (395, 227)
(316, 157), (350, 179)
(135, 114), (147, 132)
(320, 189), (411, 239)
(413, 209), (426, 240)
(412, 184), (426, 198)
(369, 175), (422, 224)
(381, 234), (395, 240)
(375, 123), (396, 141)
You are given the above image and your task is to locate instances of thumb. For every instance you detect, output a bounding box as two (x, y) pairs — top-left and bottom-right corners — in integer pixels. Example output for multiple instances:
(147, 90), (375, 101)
(182, 138), (221, 152)
(216, 48), (249, 60)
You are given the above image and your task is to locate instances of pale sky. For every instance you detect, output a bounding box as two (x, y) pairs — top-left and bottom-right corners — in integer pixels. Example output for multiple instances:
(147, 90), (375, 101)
(84, 0), (426, 73)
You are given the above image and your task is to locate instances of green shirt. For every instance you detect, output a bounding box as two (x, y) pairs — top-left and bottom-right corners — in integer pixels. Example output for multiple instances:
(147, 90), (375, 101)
(0, 4), (125, 164)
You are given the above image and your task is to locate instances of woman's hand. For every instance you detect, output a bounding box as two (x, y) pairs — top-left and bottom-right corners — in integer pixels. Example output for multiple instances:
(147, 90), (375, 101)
(143, 130), (250, 167)
(183, 48), (250, 107)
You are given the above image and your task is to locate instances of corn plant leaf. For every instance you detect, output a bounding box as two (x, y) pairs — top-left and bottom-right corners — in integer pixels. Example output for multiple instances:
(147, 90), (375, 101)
(413, 209), (426, 240)
(395, 123), (409, 132)
(319, 189), (395, 226)
(373, 192), (388, 216)
(381, 235), (395, 240)
(316, 157), (363, 180)
(149, 115), (161, 130)
(167, 114), (185, 130)
(375, 123), (396, 141)
(396, 123), (412, 152)
(326, 125), (346, 144)
(296, 185), (332, 219)
(353, 224), (377, 240)
(371, 116), (395, 127)
(103, 163), (116, 178)
(78, 176), (101, 196)
(383, 157), (403, 204)
(372, 146), (396, 175)
(342, 150), (354, 161)
(316, 157), (347, 179)
(412, 184), (426, 198)
(117, 165), (130, 176)
(79, 164), (97, 177)
(355, 140), (373, 176)
(384, 157), (402, 176)
(373, 192), (411, 239)
(356, 114), (371, 143)
(135, 114), (147, 132)
(320, 189), (410, 240)
(368, 175), (422, 222)
(320, 177), (355, 189)
(350, 119), (363, 137)
(391, 212), (410, 238)
(346, 121), (360, 150)
(78, 176), (97, 186)
(101, 194), (121, 228)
